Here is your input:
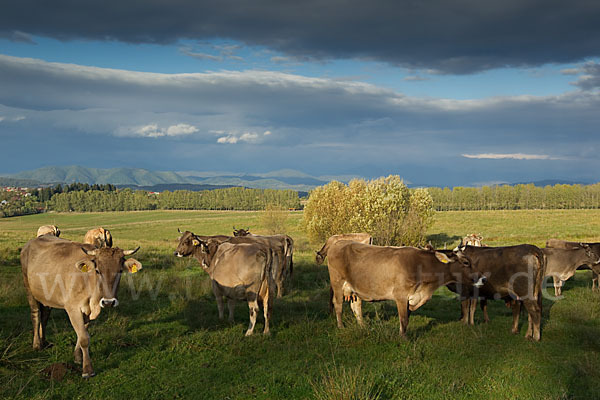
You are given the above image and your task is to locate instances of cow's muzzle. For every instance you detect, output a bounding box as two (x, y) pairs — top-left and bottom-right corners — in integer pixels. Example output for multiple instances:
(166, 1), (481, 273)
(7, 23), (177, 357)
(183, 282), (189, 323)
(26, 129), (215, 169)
(100, 298), (119, 308)
(174, 251), (184, 258)
(473, 276), (487, 288)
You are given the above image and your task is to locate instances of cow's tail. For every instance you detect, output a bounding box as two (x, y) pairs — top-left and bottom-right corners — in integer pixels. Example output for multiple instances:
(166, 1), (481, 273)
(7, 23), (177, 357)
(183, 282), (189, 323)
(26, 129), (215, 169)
(259, 247), (274, 302)
(286, 236), (294, 278)
(533, 247), (547, 301)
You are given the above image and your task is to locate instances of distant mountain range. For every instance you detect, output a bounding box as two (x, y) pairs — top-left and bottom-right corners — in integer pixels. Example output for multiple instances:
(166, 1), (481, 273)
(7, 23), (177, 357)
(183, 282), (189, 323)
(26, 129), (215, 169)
(2, 165), (352, 192)
(1, 165), (595, 191)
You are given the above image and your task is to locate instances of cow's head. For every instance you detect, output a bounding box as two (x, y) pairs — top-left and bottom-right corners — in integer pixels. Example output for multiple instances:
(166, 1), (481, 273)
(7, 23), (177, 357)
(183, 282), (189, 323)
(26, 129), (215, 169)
(174, 230), (207, 258)
(102, 228), (113, 248)
(434, 248), (487, 288)
(233, 227), (250, 237)
(315, 250), (325, 265)
(76, 246), (141, 308)
(579, 243), (600, 266)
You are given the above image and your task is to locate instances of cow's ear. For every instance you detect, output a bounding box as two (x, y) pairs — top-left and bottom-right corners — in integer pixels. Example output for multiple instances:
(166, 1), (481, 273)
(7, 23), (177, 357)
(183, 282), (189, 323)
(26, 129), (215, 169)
(434, 252), (451, 264)
(76, 259), (96, 273)
(124, 259), (142, 274)
(192, 238), (200, 246)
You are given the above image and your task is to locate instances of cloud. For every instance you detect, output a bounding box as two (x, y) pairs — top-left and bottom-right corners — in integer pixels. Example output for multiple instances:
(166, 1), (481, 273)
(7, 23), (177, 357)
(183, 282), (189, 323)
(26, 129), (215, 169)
(180, 43), (244, 63)
(2, 1), (600, 74)
(462, 153), (561, 160)
(216, 130), (271, 144)
(123, 123), (199, 138)
(180, 49), (222, 62)
(2, 55), (600, 184)
(0, 114), (26, 122)
(0, 30), (36, 44)
(566, 61), (600, 90)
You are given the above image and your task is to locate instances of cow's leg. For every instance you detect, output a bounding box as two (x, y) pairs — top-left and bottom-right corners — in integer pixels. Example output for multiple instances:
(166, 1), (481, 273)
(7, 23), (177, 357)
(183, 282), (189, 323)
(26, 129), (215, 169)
(39, 305), (52, 348)
(350, 298), (364, 326)
(511, 300), (521, 334)
(592, 272), (599, 291)
(522, 297), (542, 341)
(227, 299), (235, 323)
(245, 297), (260, 336)
(459, 299), (469, 324)
(276, 279), (283, 299)
(212, 281), (225, 320)
(66, 309), (94, 378)
(330, 283), (344, 328)
(552, 276), (562, 297)
(395, 298), (410, 336)
(24, 290), (44, 350)
(261, 284), (273, 336)
(468, 298), (476, 324)
(480, 299), (489, 323)
(328, 286), (334, 314)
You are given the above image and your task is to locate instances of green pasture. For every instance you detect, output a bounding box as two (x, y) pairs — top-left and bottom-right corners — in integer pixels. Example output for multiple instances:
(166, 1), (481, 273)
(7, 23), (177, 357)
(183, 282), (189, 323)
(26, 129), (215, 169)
(1, 210), (599, 399)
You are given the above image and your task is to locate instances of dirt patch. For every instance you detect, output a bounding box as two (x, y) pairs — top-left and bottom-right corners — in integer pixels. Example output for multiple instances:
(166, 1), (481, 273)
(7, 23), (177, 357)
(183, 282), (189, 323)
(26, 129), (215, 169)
(40, 363), (78, 381)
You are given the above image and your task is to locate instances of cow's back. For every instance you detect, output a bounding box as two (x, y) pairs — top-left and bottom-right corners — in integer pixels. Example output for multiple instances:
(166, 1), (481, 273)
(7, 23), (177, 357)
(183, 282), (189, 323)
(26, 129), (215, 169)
(21, 236), (96, 308)
(211, 243), (271, 295)
(466, 244), (545, 298)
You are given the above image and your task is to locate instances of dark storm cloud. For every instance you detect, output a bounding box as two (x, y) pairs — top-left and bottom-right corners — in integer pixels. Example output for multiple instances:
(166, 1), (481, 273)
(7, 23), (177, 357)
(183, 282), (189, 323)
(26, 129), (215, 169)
(2, 0), (600, 74)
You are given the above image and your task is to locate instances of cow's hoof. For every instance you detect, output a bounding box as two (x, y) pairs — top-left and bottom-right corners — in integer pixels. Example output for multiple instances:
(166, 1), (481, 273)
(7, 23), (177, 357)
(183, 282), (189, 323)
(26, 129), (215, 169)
(244, 331), (254, 337)
(82, 372), (96, 379)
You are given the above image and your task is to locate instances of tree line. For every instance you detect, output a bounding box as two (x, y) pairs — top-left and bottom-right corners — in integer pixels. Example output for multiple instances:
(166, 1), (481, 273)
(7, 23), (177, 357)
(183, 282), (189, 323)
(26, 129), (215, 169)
(46, 187), (300, 212)
(428, 183), (600, 211)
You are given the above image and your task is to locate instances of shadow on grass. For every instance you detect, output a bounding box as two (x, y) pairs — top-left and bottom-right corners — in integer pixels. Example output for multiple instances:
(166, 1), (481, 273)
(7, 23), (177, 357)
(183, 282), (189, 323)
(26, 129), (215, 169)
(427, 233), (461, 248)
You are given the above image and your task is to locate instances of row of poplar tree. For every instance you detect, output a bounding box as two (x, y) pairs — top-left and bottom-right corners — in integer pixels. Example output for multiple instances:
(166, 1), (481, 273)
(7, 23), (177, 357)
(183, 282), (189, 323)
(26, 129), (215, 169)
(428, 183), (600, 211)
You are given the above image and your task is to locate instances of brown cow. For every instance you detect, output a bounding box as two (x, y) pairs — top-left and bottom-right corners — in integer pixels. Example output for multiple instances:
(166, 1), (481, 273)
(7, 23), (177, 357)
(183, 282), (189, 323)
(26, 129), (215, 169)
(233, 228), (293, 297)
(37, 225), (60, 237)
(325, 241), (485, 336)
(542, 245), (600, 296)
(21, 235), (141, 377)
(315, 233), (373, 315)
(450, 243), (546, 341)
(546, 239), (600, 291)
(315, 233), (373, 265)
(84, 227), (113, 248)
(175, 231), (274, 335)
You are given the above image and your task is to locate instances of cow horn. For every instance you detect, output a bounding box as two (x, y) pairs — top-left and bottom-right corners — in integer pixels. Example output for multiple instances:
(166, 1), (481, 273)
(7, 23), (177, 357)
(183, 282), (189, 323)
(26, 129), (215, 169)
(123, 246), (140, 256)
(83, 248), (98, 256)
(178, 228), (183, 234)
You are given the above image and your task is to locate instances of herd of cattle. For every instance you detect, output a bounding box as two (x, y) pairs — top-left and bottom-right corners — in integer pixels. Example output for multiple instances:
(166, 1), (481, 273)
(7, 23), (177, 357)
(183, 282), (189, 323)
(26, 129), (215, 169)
(20, 225), (600, 377)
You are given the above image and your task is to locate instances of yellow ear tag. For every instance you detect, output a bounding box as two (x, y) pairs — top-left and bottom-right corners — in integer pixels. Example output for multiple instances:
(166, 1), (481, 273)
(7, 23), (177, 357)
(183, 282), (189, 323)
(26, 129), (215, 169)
(131, 264), (138, 273)
(192, 239), (200, 246)
(80, 264), (89, 272)
(440, 258), (450, 264)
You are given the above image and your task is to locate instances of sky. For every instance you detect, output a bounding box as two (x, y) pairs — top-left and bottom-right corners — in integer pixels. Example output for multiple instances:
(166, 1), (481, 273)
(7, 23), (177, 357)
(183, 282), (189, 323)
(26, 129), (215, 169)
(1, 0), (600, 187)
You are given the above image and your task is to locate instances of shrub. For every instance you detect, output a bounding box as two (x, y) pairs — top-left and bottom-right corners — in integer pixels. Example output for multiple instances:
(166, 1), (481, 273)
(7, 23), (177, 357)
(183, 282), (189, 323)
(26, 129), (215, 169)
(303, 176), (434, 247)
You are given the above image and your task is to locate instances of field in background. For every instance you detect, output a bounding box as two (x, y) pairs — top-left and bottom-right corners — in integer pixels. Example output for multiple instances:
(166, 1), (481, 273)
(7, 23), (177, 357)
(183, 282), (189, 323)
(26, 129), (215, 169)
(1, 210), (600, 399)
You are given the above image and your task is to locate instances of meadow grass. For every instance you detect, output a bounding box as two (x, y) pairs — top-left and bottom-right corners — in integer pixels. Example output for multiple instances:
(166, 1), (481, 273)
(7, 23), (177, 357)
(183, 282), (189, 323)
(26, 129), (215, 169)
(1, 209), (599, 399)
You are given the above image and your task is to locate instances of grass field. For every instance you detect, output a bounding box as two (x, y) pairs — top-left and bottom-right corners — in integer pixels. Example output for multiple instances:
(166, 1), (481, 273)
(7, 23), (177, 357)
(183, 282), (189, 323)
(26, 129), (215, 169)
(1, 210), (600, 399)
